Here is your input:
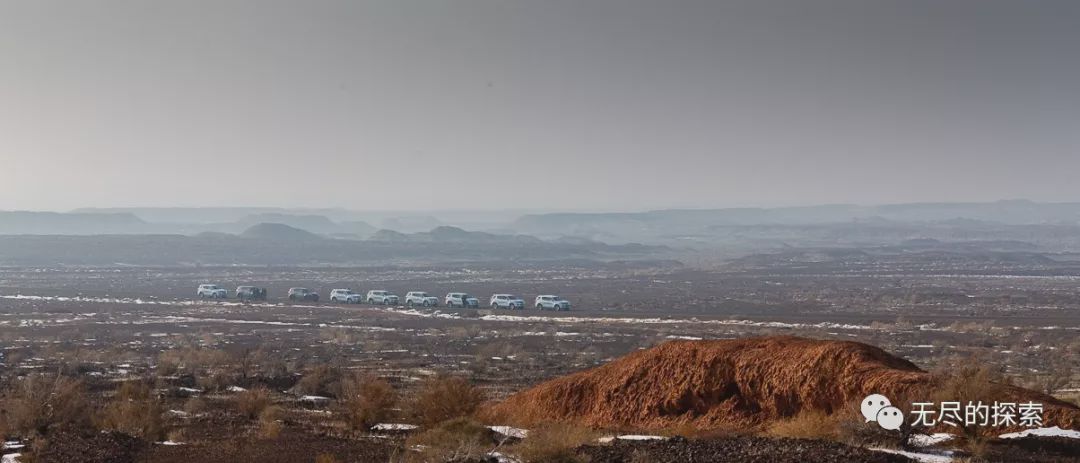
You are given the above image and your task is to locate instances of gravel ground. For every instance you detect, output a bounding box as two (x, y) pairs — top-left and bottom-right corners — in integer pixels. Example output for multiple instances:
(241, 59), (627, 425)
(578, 436), (917, 463)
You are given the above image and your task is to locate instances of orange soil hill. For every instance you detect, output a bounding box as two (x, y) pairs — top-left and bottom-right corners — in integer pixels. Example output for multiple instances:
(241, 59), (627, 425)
(482, 336), (1080, 432)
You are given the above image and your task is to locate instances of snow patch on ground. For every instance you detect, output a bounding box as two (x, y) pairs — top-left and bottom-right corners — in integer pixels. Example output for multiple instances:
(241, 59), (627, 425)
(910, 433), (955, 447)
(371, 423), (419, 431)
(488, 426), (529, 439)
(999, 426), (1080, 440)
(597, 435), (668, 443)
(871, 448), (953, 463)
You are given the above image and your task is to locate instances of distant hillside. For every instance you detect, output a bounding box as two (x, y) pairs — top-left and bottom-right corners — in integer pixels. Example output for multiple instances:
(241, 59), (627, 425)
(0, 220), (661, 265)
(0, 211), (148, 235)
(515, 200), (1080, 232)
(239, 223), (323, 241)
(368, 226), (543, 244)
(512, 201), (1080, 246)
(483, 336), (1080, 432)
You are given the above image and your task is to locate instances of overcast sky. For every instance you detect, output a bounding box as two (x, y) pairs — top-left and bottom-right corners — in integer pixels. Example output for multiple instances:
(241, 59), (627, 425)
(2, 0), (1078, 211)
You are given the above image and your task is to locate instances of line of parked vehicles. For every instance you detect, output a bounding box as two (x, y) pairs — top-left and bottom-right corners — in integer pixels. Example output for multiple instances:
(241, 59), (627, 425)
(195, 284), (572, 311)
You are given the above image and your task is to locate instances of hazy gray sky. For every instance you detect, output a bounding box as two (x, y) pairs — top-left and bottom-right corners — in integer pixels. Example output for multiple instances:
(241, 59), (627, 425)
(2, 0), (1079, 211)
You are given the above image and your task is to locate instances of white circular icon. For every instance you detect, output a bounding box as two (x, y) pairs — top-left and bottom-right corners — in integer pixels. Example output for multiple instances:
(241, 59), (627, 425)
(876, 406), (904, 430)
(861, 394), (892, 422)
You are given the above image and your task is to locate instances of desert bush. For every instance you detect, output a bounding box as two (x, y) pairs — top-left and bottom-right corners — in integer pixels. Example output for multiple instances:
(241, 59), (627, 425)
(1, 373), (93, 437)
(196, 370), (237, 392)
(157, 348), (232, 376)
(235, 386), (273, 420)
(338, 373), (397, 431)
(258, 405), (284, 439)
(294, 365), (343, 398)
(510, 423), (595, 463)
(409, 375), (486, 427)
(166, 428), (187, 443)
(405, 418), (493, 463)
(767, 410), (840, 440)
(932, 361), (1009, 459)
(183, 397), (209, 415)
(314, 454), (341, 463)
(97, 380), (166, 441)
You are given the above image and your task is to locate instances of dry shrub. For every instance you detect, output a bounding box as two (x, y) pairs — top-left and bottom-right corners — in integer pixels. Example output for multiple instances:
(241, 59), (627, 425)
(235, 386), (273, 420)
(166, 428), (187, 443)
(183, 397), (209, 415)
(196, 370), (236, 392)
(315, 454), (341, 463)
(338, 373), (397, 431)
(2, 373), (92, 437)
(510, 423), (595, 463)
(157, 348), (232, 376)
(932, 361), (1009, 459)
(258, 405), (284, 439)
(767, 410), (841, 440)
(409, 375), (486, 427)
(97, 380), (165, 440)
(405, 418), (493, 463)
(295, 365), (343, 398)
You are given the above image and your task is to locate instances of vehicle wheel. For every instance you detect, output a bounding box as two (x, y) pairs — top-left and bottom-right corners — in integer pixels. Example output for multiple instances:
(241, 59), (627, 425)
(407, 301), (414, 307)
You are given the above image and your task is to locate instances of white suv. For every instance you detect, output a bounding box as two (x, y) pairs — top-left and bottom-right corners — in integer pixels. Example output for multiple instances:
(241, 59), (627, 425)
(197, 284), (228, 299)
(535, 295), (571, 311)
(405, 291), (439, 307)
(329, 289), (362, 304)
(445, 293), (479, 308)
(366, 290), (400, 305)
(490, 294), (525, 310)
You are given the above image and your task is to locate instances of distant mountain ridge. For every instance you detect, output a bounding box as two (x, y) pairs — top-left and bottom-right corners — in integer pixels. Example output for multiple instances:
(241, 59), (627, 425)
(0, 211), (148, 235)
(367, 226), (543, 244)
(239, 223), (323, 241)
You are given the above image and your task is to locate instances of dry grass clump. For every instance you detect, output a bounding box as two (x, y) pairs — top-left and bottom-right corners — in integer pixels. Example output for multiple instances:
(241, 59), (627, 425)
(183, 396), (210, 415)
(294, 365), (343, 398)
(405, 418), (494, 463)
(766, 410), (841, 440)
(338, 373), (397, 431)
(409, 375), (486, 427)
(96, 380), (165, 440)
(157, 347), (232, 376)
(510, 423), (596, 463)
(258, 405), (284, 439)
(314, 453), (341, 463)
(932, 362), (1009, 460)
(235, 386), (273, 420)
(1, 373), (93, 438)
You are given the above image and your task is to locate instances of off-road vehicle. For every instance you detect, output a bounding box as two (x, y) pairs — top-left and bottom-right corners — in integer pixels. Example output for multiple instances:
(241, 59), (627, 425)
(235, 286), (268, 301)
(490, 294), (525, 310)
(197, 284), (228, 299)
(329, 289), (362, 303)
(445, 292), (480, 308)
(534, 295), (571, 311)
(288, 287), (319, 302)
(366, 290), (400, 305)
(405, 291), (439, 307)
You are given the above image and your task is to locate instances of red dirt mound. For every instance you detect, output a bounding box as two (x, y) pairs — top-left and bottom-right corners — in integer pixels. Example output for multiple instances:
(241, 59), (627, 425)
(482, 336), (1080, 432)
